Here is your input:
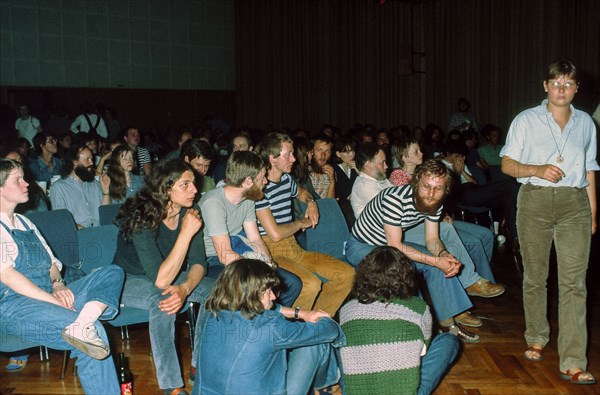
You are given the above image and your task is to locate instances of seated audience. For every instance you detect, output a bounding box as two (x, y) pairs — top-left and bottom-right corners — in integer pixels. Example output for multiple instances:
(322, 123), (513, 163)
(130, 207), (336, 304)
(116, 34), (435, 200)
(29, 132), (62, 185)
(422, 123), (445, 159)
(122, 127), (152, 177)
(3, 150), (48, 213)
(0, 158), (124, 394)
(389, 138), (498, 293)
(477, 124), (504, 167)
(106, 145), (145, 203)
(256, 132), (354, 316)
(333, 136), (358, 228)
(194, 259), (344, 395)
(199, 151), (301, 306)
(231, 132), (253, 152)
(345, 160), (505, 342)
(350, 143), (391, 216)
(163, 128), (193, 161)
(180, 138), (216, 198)
(340, 246), (459, 395)
(440, 140), (518, 244)
(112, 159), (215, 395)
(49, 144), (111, 228)
(291, 137), (319, 220)
(309, 134), (336, 198)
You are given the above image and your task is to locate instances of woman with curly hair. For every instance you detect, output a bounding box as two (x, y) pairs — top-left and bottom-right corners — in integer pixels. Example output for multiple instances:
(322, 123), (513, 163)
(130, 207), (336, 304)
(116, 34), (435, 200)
(105, 144), (144, 203)
(340, 246), (459, 395)
(113, 159), (215, 395)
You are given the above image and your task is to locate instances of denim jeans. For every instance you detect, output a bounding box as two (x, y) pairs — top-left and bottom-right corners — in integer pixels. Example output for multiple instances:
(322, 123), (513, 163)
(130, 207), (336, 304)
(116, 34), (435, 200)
(404, 222), (481, 288)
(518, 185), (591, 372)
(344, 235), (472, 321)
(0, 265), (124, 394)
(120, 271), (214, 390)
(453, 220), (495, 282)
(287, 343), (342, 395)
(418, 333), (460, 395)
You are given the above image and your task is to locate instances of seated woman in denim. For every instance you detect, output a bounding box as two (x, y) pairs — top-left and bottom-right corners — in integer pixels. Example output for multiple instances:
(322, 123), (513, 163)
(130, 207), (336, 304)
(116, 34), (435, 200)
(340, 246), (460, 395)
(0, 159), (124, 394)
(194, 259), (345, 395)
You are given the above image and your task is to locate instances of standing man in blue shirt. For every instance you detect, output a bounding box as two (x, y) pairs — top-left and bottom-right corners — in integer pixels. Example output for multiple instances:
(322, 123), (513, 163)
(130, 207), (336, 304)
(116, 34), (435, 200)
(501, 59), (598, 385)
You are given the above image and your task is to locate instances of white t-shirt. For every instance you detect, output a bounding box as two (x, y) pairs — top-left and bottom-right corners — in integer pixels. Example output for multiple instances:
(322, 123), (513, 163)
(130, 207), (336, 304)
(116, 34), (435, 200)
(15, 116), (41, 145)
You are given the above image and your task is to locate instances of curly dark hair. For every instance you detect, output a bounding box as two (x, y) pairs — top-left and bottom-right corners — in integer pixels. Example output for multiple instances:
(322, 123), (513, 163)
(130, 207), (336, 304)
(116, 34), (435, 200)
(116, 159), (194, 237)
(352, 246), (417, 304)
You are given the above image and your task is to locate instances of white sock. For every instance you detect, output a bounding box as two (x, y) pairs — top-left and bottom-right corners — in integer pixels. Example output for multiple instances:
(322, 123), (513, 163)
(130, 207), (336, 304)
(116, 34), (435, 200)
(65, 302), (105, 340)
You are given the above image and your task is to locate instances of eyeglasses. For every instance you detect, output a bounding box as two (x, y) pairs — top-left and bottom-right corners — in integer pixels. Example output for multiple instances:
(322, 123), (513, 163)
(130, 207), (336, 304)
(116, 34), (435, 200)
(45, 138), (57, 144)
(548, 81), (577, 91)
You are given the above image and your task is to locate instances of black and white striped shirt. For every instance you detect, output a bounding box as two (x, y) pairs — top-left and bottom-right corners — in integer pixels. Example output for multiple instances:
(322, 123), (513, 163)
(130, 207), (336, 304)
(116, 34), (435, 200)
(351, 185), (442, 246)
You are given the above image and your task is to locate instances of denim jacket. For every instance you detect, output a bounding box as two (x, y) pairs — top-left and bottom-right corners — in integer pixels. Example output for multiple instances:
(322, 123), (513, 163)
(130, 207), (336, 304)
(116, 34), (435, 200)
(197, 306), (345, 395)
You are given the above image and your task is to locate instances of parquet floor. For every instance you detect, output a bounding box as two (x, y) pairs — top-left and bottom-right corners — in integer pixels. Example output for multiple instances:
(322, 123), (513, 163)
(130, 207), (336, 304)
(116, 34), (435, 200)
(1, 235), (599, 395)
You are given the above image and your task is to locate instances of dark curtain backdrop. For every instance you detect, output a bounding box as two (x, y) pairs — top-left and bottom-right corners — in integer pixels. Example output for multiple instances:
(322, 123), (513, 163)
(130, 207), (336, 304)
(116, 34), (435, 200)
(235, 0), (600, 134)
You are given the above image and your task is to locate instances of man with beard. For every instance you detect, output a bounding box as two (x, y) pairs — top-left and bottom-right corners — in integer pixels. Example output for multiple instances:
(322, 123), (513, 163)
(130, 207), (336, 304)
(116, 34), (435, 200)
(255, 133), (354, 316)
(50, 145), (111, 228)
(345, 160), (503, 343)
(309, 134), (336, 198)
(199, 151), (301, 307)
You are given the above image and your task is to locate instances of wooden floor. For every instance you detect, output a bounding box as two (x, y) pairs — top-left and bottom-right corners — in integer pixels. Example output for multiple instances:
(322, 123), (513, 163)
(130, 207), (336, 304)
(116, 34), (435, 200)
(1, 235), (599, 395)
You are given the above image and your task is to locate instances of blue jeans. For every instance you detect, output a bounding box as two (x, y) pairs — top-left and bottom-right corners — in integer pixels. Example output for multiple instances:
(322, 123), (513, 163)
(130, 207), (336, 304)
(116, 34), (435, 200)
(287, 343), (342, 394)
(344, 236), (472, 321)
(405, 221), (490, 286)
(0, 265), (124, 394)
(418, 333), (460, 395)
(120, 271), (215, 390)
(453, 220), (495, 282)
(206, 255), (302, 308)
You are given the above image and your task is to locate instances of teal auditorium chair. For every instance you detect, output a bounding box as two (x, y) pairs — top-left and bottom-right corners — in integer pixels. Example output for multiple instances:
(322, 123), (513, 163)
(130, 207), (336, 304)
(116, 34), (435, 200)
(303, 198), (350, 262)
(98, 203), (122, 226)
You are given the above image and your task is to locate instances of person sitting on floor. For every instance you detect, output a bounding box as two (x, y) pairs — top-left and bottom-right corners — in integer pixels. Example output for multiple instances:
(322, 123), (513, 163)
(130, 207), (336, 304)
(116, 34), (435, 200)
(0, 158), (124, 393)
(194, 258), (345, 395)
(340, 246), (459, 395)
(112, 159), (215, 395)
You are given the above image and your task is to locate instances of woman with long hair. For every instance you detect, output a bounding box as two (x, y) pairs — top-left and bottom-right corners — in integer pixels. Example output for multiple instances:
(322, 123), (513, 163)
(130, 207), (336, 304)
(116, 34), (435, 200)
(195, 259), (344, 395)
(106, 144), (144, 203)
(0, 159), (124, 393)
(113, 159), (214, 395)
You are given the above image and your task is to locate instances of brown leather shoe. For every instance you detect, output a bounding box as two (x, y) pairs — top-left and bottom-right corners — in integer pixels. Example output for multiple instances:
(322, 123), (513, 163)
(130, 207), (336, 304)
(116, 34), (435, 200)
(455, 311), (482, 327)
(467, 278), (505, 298)
(439, 322), (480, 343)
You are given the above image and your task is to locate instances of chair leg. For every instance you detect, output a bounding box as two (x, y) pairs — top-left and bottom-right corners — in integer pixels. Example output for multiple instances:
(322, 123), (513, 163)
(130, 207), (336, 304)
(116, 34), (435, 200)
(44, 346), (49, 360)
(38, 346), (45, 362)
(125, 325), (130, 340)
(61, 350), (69, 380)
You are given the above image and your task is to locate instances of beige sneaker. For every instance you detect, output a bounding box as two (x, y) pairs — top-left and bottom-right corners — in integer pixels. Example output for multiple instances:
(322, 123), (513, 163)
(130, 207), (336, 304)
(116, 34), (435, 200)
(467, 278), (505, 298)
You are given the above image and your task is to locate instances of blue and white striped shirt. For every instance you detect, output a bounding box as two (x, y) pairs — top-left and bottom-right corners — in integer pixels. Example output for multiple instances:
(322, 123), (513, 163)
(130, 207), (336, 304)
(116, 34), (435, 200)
(256, 174), (298, 235)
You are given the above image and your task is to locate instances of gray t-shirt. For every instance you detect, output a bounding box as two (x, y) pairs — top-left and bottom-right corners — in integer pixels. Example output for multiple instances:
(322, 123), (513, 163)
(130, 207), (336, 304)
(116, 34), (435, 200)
(200, 187), (256, 257)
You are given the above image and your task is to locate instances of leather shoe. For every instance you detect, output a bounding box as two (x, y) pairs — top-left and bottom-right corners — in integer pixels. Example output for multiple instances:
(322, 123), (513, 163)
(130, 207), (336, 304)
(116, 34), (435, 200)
(455, 311), (482, 327)
(439, 322), (480, 343)
(467, 278), (505, 298)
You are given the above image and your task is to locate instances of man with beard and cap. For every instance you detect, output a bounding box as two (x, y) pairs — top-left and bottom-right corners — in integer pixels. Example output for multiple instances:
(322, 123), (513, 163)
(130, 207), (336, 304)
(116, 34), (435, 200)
(255, 133), (354, 316)
(49, 144), (111, 228)
(199, 151), (302, 307)
(309, 134), (336, 199)
(345, 159), (503, 343)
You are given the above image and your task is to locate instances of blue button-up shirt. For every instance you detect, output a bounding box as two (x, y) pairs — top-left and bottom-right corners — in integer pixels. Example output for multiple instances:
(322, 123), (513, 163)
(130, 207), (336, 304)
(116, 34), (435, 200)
(49, 176), (102, 227)
(501, 99), (599, 187)
(29, 156), (63, 184)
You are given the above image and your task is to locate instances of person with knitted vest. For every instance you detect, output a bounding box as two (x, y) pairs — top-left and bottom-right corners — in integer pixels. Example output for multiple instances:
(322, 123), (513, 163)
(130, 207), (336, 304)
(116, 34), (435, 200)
(340, 246), (459, 395)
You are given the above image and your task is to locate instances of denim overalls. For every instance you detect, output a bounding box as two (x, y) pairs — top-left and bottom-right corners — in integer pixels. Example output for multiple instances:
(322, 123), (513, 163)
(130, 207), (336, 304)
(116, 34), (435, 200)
(0, 214), (123, 394)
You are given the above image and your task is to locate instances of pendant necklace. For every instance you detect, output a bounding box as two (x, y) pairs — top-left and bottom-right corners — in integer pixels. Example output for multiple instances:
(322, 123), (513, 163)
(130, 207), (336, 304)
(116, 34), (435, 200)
(545, 114), (572, 164)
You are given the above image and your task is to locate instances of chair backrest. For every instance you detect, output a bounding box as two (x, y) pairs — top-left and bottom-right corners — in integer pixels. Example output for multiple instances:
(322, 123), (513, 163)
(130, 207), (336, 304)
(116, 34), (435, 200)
(78, 225), (120, 274)
(25, 209), (82, 282)
(304, 198), (350, 261)
(99, 203), (122, 226)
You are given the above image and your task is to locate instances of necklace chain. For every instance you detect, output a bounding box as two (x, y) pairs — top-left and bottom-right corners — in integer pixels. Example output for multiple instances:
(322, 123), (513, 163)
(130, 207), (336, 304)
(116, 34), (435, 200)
(545, 114), (572, 163)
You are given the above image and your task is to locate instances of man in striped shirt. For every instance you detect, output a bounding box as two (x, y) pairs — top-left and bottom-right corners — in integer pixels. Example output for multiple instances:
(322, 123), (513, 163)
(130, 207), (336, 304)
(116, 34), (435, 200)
(345, 160), (503, 342)
(255, 133), (354, 316)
